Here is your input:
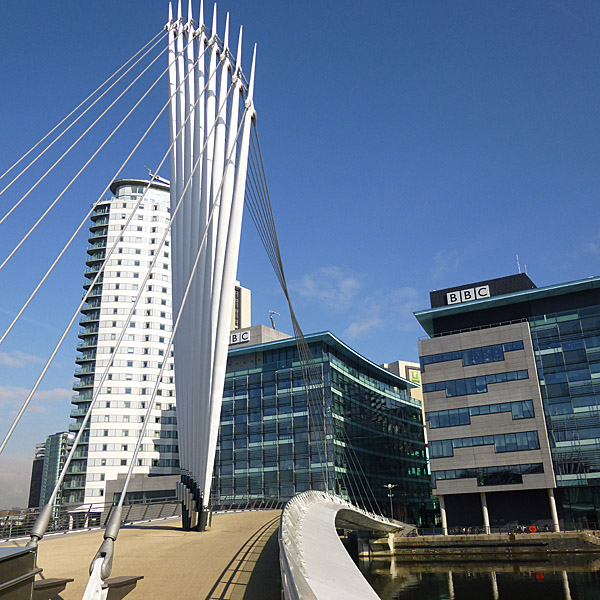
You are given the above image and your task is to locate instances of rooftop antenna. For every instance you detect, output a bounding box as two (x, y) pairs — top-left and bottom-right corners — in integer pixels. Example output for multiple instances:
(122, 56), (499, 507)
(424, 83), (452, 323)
(516, 254), (521, 274)
(144, 166), (169, 185)
(269, 310), (280, 329)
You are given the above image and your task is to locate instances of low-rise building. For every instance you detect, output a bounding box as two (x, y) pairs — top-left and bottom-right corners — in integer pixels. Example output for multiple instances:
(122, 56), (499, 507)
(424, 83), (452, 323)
(415, 273), (600, 531)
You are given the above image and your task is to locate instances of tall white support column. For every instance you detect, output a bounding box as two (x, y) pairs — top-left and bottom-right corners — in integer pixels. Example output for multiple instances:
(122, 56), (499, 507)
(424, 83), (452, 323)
(548, 488), (560, 532)
(168, 1), (257, 532)
(439, 495), (448, 535)
(480, 491), (490, 534)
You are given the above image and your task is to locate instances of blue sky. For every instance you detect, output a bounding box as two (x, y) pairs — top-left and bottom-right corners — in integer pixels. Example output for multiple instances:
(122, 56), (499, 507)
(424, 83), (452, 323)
(0, 1), (599, 507)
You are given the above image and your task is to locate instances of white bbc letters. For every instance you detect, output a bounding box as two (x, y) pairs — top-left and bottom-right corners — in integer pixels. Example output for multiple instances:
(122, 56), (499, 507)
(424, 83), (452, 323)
(446, 285), (490, 305)
(229, 331), (250, 345)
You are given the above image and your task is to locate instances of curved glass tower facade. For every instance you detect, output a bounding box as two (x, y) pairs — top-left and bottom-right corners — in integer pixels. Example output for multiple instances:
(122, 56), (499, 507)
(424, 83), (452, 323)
(212, 331), (430, 522)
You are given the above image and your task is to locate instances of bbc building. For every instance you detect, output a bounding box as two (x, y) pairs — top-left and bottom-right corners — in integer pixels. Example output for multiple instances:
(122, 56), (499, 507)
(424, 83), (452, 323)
(415, 273), (600, 532)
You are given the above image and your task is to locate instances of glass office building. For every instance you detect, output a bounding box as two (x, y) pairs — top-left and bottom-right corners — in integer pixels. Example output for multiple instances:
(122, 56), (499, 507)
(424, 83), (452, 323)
(416, 274), (600, 529)
(211, 331), (430, 522)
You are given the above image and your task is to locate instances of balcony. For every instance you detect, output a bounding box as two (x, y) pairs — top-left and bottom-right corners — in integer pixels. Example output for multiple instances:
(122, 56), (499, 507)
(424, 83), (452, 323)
(75, 354), (96, 364)
(73, 366), (95, 376)
(88, 227), (108, 242)
(73, 380), (94, 391)
(83, 276), (103, 290)
(86, 287), (102, 298)
(86, 242), (107, 254)
(79, 313), (99, 326)
(66, 463), (87, 474)
(63, 479), (86, 490)
(81, 299), (102, 311)
(84, 264), (102, 276)
(90, 216), (109, 228)
(68, 422), (81, 433)
(78, 326), (99, 338)
(85, 251), (106, 265)
(91, 205), (110, 219)
(76, 341), (97, 352)
(70, 407), (89, 418)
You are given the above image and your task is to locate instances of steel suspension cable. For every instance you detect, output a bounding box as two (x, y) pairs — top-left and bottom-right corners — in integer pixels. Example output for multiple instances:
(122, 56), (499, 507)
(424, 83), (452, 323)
(25, 78), (241, 550)
(0, 37), (219, 458)
(0, 36), (213, 351)
(0, 30), (203, 273)
(0, 30), (168, 199)
(0, 37), (170, 229)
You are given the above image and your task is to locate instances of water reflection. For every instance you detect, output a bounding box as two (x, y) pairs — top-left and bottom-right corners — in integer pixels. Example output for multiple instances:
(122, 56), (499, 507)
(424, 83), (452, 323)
(361, 556), (600, 600)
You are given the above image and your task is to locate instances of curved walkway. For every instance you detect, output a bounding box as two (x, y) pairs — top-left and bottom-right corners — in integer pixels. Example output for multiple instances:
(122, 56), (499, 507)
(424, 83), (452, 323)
(4, 510), (282, 600)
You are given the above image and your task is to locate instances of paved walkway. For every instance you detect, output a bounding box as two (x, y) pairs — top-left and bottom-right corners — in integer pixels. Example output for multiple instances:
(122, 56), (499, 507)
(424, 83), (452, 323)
(5, 510), (282, 600)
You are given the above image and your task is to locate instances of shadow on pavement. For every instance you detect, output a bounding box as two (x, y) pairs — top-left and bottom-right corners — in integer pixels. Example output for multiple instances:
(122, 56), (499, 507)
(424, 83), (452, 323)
(205, 516), (281, 600)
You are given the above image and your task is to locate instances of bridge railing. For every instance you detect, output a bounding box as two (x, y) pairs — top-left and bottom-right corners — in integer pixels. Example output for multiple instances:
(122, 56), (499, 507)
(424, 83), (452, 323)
(0, 497), (181, 542)
(0, 496), (286, 542)
(279, 491), (398, 600)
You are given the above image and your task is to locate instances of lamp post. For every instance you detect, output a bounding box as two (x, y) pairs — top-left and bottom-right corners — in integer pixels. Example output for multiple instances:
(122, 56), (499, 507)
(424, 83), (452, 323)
(383, 484), (397, 518)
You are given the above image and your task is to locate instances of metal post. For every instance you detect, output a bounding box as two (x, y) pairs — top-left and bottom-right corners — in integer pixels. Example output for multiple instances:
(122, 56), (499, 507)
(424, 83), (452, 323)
(548, 488), (560, 532)
(439, 495), (448, 536)
(480, 491), (490, 534)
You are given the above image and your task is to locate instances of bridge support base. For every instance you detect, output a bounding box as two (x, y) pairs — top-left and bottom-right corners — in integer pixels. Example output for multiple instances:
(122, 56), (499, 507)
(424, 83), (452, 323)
(198, 508), (210, 532)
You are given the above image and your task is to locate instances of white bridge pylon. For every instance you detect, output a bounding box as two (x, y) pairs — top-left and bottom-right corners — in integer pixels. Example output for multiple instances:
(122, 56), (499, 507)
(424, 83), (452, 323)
(167, 0), (256, 530)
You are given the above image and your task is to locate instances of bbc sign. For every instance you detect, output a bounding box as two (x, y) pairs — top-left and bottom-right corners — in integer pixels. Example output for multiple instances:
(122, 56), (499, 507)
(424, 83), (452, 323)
(446, 285), (490, 305)
(229, 331), (250, 345)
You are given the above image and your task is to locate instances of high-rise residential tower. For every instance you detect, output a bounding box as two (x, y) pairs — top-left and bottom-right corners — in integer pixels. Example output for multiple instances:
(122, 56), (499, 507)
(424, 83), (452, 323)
(65, 178), (251, 506)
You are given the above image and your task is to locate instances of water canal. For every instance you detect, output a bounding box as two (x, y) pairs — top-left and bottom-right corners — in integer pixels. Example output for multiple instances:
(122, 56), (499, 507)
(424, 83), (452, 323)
(362, 555), (600, 600)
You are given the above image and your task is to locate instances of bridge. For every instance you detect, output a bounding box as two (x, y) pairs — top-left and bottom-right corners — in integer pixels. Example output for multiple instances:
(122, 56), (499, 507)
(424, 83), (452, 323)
(0, 2), (414, 598)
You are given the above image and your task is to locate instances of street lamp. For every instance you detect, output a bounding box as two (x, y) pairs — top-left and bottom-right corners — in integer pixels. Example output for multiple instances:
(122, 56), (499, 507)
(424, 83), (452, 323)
(383, 484), (397, 518)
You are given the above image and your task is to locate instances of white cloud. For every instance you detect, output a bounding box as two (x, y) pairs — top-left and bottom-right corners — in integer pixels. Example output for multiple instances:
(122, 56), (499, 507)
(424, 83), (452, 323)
(0, 386), (72, 420)
(294, 266), (362, 311)
(584, 241), (600, 256)
(343, 287), (421, 341)
(430, 249), (460, 281)
(0, 350), (44, 368)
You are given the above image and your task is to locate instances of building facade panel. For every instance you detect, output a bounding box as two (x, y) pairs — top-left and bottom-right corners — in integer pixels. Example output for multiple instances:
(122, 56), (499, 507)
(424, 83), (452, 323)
(417, 274), (600, 529)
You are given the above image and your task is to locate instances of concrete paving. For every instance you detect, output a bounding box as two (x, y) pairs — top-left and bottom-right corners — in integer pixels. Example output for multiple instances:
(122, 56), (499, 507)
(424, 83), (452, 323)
(3, 510), (282, 600)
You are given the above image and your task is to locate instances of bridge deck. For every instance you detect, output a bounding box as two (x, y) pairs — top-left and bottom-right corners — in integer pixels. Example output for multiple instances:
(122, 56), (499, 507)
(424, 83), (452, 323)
(3, 510), (282, 600)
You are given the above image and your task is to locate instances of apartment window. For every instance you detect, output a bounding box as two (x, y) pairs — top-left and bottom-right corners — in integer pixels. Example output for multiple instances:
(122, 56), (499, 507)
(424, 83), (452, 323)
(102, 444), (108, 451)
(106, 388), (112, 394)
(125, 388), (132, 394)
(127, 361), (133, 367)
(122, 445), (128, 451)
(134, 261), (140, 266)
(124, 402), (131, 409)
(423, 370), (529, 398)
(103, 430), (109, 437)
(120, 459), (127, 466)
(127, 347), (134, 354)
(430, 431), (540, 458)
